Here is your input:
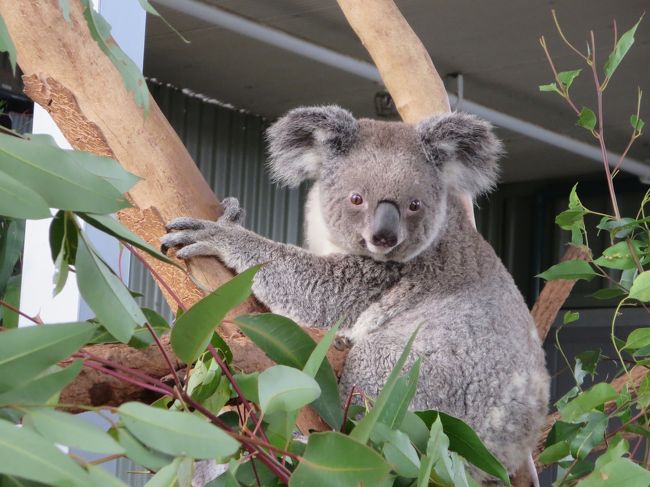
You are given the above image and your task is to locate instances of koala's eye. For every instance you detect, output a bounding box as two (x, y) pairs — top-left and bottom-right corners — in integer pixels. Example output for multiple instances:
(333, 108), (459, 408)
(350, 193), (364, 205)
(409, 200), (421, 212)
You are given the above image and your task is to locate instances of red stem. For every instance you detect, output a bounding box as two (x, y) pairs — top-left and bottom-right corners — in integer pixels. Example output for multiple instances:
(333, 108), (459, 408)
(341, 385), (357, 432)
(123, 243), (188, 312)
(82, 361), (173, 396)
(144, 322), (183, 390)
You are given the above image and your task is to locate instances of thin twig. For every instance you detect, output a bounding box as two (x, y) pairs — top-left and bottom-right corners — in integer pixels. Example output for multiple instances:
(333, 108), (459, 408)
(552, 9), (590, 62)
(341, 385), (357, 432)
(144, 322), (183, 391)
(123, 243), (188, 312)
(0, 299), (43, 324)
(82, 361), (173, 396)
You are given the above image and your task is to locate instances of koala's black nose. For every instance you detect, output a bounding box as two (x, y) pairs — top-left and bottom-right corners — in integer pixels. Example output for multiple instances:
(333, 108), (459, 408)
(372, 231), (398, 248)
(371, 201), (400, 248)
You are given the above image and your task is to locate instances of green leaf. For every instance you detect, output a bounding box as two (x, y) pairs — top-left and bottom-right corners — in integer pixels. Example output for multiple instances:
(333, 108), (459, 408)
(24, 408), (124, 454)
(0, 361), (82, 406)
(623, 327), (650, 350)
(538, 441), (571, 465)
(418, 417), (453, 487)
(58, 0), (71, 22)
(555, 209), (585, 230)
(629, 271), (650, 301)
(0, 322), (96, 393)
(143, 458), (182, 487)
(577, 457), (650, 487)
(116, 428), (172, 471)
(0, 133), (133, 213)
(232, 373), (259, 404)
(80, 1), (150, 115)
(373, 424), (420, 478)
(638, 374), (650, 409)
(557, 69), (581, 90)
(0, 14), (16, 75)
(596, 217), (637, 239)
(539, 82), (562, 95)
(78, 213), (178, 267)
(119, 402), (240, 460)
(398, 411), (430, 452)
(0, 418), (90, 486)
(563, 311), (580, 324)
(631, 114), (646, 132)
(351, 329), (419, 444)
(569, 411), (608, 459)
(302, 322), (340, 378)
(136, 0), (190, 43)
(258, 365), (320, 414)
(1, 275), (21, 329)
(604, 16), (644, 80)
(377, 358), (421, 430)
(415, 411), (509, 485)
(594, 240), (642, 270)
(0, 170), (51, 219)
(49, 211), (78, 297)
(171, 266), (260, 364)
(87, 465), (128, 487)
(289, 432), (390, 487)
(76, 233), (145, 342)
(577, 107), (597, 131)
(591, 287), (626, 300)
(560, 383), (618, 422)
(594, 435), (628, 470)
(537, 259), (596, 281)
(235, 313), (342, 429)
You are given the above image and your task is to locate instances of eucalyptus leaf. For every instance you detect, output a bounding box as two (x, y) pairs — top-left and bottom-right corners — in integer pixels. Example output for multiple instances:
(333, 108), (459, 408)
(0, 170), (51, 219)
(258, 365), (321, 414)
(119, 402), (240, 460)
(0, 133), (132, 213)
(171, 266), (259, 364)
(538, 441), (571, 465)
(58, 0), (70, 22)
(0, 14), (15, 75)
(623, 327), (650, 351)
(80, 0), (150, 115)
(76, 234), (144, 342)
(116, 428), (172, 471)
(289, 432), (390, 487)
(0, 322), (96, 393)
(143, 458), (182, 487)
(236, 313), (342, 429)
(78, 213), (178, 266)
(0, 361), (82, 406)
(377, 358), (421, 430)
(25, 408), (124, 454)
(136, 0), (190, 43)
(87, 465), (128, 487)
(415, 411), (509, 485)
(0, 418), (90, 487)
(351, 329), (419, 444)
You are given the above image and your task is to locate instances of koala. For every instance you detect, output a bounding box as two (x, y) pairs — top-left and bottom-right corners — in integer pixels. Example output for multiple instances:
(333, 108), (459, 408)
(162, 106), (550, 481)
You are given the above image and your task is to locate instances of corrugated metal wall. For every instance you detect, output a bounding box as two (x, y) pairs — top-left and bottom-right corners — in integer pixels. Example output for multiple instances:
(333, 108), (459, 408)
(129, 81), (306, 318)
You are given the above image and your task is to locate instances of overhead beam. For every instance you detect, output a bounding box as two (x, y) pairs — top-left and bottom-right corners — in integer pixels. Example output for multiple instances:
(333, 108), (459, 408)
(153, 0), (650, 179)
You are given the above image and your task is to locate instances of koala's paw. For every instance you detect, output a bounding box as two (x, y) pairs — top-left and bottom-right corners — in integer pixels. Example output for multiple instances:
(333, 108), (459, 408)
(220, 197), (246, 225)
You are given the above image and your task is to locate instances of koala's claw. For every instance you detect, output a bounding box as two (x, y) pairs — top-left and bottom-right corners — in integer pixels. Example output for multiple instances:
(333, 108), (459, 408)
(165, 217), (207, 232)
(160, 230), (200, 254)
(221, 197), (245, 224)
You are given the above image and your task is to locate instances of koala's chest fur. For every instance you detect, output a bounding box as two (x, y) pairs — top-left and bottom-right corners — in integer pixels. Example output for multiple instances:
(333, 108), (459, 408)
(303, 183), (348, 256)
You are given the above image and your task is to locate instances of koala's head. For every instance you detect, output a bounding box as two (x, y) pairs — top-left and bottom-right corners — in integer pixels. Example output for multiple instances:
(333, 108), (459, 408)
(267, 106), (502, 262)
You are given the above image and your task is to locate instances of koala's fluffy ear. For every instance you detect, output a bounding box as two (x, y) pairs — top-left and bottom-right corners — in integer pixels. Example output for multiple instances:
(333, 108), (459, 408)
(416, 112), (503, 197)
(266, 105), (359, 187)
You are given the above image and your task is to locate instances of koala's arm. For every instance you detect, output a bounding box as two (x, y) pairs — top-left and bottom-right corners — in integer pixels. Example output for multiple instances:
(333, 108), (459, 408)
(161, 202), (401, 328)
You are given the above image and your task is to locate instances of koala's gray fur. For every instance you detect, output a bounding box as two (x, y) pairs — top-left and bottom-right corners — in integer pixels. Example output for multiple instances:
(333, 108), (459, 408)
(162, 106), (549, 481)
